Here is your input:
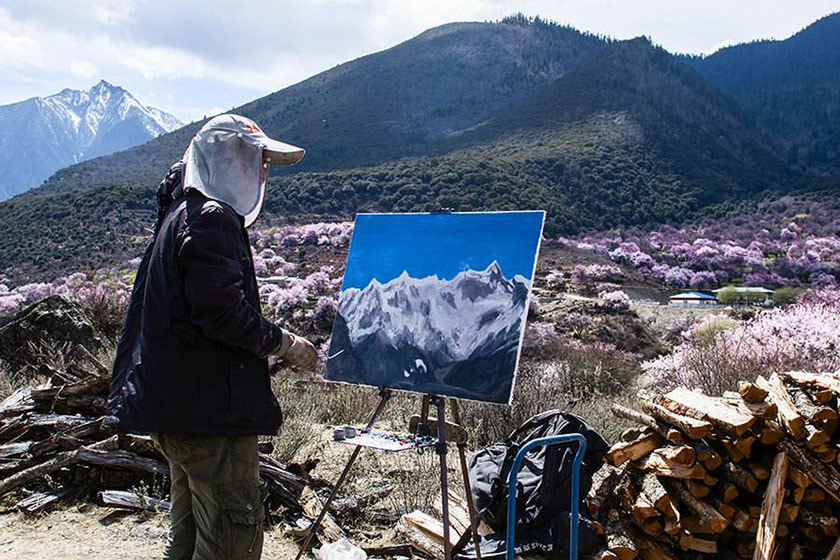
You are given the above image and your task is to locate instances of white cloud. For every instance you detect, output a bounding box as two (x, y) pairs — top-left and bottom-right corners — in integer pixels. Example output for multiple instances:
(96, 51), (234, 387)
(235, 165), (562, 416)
(93, 0), (138, 25)
(70, 60), (98, 79)
(0, 8), (43, 69)
(0, 32), (42, 69)
(116, 44), (207, 80)
(0, 0), (839, 122)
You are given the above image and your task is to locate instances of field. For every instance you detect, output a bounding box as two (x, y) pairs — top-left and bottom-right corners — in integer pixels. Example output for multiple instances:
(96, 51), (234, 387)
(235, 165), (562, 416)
(0, 203), (838, 558)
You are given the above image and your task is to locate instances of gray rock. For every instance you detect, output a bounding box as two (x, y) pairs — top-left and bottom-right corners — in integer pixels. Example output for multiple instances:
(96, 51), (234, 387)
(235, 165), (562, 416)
(0, 295), (104, 376)
(129, 520), (168, 541)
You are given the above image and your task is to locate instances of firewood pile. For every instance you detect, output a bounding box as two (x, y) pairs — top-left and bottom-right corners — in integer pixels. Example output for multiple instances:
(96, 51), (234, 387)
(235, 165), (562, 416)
(588, 372), (840, 560)
(0, 367), (307, 517)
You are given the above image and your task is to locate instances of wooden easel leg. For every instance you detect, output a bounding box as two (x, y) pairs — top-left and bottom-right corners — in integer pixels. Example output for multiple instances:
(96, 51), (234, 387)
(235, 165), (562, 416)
(294, 389), (391, 560)
(294, 445), (362, 560)
(434, 396), (452, 560)
(450, 399), (483, 559)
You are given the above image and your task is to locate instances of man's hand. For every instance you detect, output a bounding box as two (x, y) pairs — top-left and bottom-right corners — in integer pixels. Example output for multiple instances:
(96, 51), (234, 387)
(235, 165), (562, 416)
(281, 333), (319, 372)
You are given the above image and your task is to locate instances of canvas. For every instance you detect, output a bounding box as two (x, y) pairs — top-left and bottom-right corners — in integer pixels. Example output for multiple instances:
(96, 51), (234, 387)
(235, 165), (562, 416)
(325, 211), (545, 404)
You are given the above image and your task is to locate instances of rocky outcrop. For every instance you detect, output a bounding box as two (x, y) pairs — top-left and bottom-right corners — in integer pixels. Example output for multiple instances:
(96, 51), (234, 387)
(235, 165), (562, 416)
(0, 295), (104, 376)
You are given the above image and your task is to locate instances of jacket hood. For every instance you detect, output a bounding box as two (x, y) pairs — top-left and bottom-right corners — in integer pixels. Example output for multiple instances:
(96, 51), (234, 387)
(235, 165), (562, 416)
(182, 114), (304, 228)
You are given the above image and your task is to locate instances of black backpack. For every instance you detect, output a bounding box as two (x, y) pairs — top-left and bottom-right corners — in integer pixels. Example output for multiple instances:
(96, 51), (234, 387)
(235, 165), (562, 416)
(465, 410), (608, 555)
(154, 160), (185, 233)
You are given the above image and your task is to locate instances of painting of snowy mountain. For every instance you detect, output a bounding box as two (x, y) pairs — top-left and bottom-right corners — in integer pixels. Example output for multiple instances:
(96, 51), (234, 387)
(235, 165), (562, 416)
(325, 211), (545, 404)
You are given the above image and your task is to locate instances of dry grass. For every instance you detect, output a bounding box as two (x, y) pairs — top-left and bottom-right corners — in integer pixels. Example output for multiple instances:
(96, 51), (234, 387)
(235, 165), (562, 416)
(270, 357), (642, 525)
(0, 341), (114, 400)
(0, 306), (646, 543)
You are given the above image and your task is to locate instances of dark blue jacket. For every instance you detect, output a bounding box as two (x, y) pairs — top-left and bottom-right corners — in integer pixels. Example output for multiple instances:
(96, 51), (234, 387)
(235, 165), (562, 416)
(108, 191), (285, 436)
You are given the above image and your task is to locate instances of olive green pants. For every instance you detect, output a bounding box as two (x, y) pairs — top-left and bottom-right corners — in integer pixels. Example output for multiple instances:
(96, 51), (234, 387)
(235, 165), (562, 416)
(151, 433), (265, 560)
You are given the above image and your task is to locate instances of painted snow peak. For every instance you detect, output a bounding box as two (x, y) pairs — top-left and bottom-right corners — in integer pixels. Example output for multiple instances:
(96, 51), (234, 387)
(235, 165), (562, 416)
(325, 211), (545, 404)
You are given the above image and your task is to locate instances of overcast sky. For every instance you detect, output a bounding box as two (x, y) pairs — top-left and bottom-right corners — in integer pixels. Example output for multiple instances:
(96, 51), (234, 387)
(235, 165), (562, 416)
(2, 0), (839, 122)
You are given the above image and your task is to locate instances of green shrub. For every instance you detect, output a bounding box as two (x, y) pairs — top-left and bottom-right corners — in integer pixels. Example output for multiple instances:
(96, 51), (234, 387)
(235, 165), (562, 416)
(772, 286), (803, 306)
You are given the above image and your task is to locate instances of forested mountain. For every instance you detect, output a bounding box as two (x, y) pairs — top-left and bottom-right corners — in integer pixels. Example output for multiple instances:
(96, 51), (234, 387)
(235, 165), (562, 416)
(688, 12), (840, 172)
(0, 80), (181, 200)
(36, 16), (607, 195)
(447, 38), (785, 206)
(0, 15), (837, 280)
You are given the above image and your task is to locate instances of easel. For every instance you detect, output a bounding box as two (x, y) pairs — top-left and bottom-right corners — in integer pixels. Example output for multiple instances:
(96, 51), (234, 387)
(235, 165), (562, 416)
(295, 388), (484, 560)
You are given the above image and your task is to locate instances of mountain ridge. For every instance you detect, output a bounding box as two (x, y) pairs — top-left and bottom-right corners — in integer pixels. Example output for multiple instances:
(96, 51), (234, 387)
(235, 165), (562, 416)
(0, 80), (181, 200)
(30, 17), (608, 197)
(687, 12), (840, 171)
(1, 16), (839, 280)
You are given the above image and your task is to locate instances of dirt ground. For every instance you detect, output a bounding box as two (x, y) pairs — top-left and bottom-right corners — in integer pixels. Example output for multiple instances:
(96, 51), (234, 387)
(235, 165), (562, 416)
(0, 428), (435, 560)
(0, 506), (300, 559)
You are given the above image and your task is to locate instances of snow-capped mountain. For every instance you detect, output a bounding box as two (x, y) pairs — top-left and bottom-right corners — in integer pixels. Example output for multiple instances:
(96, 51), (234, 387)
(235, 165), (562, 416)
(0, 80), (182, 200)
(326, 261), (531, 403)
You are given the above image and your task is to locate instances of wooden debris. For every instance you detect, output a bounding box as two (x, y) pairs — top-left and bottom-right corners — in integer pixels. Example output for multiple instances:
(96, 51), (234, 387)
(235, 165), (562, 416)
(827, 534), (840, 560)
(639, 397), (713, 440)
(667, 480), (728, 533)
(588, 463), (629, 516)
(607, 432), (664, 466)
(433, 489), (472, 536)
(0, 372), (307, 524)
(399, 510), (459, 558)
(300, 486), (346, 543)
(739, 382), (768, 404)
(17, 485), (76, 514)
(780, 439), (840, 503)
(753, 452), (788, 560)
(723, 461), (760, 493)
(638, 451), (706, 479)
(77, 447), (168, 476)
(757, 374), (806, 439)
(98, 490), (171, 512)
(662, 388), (756, 436)
(605, 521), (637, 560)
(595, 370), (840, 560)
(0, 450), (78, 497)
(612, 404), (684, 443)
(0, 388), (34, 418)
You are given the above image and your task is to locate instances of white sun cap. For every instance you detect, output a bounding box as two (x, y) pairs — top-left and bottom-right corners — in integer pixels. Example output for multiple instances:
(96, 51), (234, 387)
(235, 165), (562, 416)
(182, 114), (304, 227)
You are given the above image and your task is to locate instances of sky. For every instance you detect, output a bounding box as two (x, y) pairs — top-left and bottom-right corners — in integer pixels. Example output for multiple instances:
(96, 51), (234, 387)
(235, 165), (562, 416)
(1, 1), (839, 122)
(341, 212), (545, 289)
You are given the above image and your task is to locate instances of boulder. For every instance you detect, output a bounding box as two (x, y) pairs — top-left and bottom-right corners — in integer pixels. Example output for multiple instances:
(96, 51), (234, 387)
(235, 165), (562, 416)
(0, 295), (104, 376)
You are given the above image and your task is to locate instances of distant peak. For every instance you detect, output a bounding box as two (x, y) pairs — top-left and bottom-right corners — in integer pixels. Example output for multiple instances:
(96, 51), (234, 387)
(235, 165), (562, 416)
(91, 79), (124, 94)
(484, 260), (503, 275)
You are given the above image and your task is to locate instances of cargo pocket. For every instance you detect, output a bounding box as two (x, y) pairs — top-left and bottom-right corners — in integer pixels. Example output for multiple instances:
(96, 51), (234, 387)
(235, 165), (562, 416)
(216, 483), (265, 559)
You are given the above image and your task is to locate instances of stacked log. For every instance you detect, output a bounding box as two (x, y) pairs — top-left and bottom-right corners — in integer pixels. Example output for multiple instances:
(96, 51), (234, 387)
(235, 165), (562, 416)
(0, 369), (306, 516)
(588, 372), (840, 560)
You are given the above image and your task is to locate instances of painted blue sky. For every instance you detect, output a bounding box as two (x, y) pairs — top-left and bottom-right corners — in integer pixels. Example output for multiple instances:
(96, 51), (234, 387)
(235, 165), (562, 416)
(341, 212), (545, 290)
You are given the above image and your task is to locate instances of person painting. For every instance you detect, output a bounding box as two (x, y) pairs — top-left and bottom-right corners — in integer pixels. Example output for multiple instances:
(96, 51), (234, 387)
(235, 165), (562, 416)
(109, 114), (319, 559)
